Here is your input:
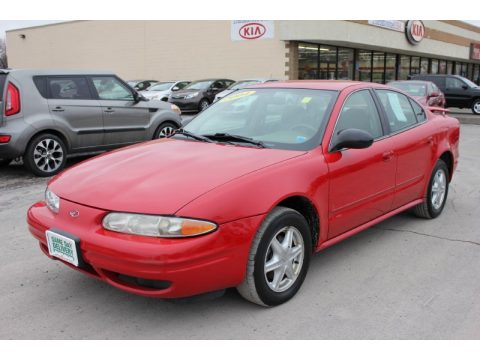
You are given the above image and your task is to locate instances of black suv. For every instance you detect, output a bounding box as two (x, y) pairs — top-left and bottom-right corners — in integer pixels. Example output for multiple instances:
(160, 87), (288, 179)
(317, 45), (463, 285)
(411, 74), (480, 115)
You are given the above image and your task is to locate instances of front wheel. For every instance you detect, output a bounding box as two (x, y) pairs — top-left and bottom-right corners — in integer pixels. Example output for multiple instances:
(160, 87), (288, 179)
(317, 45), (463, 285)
(154, 122), (178, 139)
(198, 99), (210, 112)
(24, 133), (67, 177)
(412, 159), (449, 219)
(472, 99), (480, 115)
(237, 207), (312, 306)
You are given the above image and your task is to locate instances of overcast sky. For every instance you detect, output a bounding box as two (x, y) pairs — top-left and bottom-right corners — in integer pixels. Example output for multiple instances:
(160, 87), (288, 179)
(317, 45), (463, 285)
(1, 20), (480, 38)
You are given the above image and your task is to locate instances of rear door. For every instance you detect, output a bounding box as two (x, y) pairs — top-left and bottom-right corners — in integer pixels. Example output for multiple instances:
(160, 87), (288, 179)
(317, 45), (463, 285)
(45, 76), (104, 150)
(90, 76), (149, 146)
(374, 89), (433, 209)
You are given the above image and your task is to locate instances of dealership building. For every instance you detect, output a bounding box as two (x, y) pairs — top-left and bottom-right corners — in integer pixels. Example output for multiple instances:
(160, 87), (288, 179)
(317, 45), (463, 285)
(6, 20), (480, 84)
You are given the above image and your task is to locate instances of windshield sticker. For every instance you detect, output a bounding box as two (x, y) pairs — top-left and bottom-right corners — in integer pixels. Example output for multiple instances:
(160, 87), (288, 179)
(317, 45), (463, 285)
(295, 136), (307, 143)
(220, 91), (256, 103)
(301, 97), (312, 104)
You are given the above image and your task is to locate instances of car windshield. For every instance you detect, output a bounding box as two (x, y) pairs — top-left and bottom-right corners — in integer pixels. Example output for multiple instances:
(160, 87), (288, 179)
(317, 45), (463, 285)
(228, 80), (261, 90)
(184, 88), (337, 151)
(389, 82), (427, 96)
(185, 81), (213, 90)
(148, 82), (174, 91)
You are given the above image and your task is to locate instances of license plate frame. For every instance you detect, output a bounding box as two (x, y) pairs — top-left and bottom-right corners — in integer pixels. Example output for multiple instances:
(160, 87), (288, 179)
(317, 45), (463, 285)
(46, 229), (82, 267)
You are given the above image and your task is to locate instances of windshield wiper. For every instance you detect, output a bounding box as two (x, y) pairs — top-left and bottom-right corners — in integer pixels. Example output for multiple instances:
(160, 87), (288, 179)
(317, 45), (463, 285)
(171, 128), (214, 143)
(202, 133), (265, 148)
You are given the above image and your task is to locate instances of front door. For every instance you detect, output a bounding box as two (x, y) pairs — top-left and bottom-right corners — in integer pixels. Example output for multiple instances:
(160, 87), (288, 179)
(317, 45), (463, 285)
(324, 89), (396, 239)
(90, 76), (149, 146)
(46, 76), (104, 150)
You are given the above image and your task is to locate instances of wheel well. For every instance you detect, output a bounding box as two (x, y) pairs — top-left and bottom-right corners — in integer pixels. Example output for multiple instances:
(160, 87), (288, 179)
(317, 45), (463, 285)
(153, 121), (179, 138)
(440, 151), (454, 181)
(27, 129), (70, 151)
(277, 196), (320, 250)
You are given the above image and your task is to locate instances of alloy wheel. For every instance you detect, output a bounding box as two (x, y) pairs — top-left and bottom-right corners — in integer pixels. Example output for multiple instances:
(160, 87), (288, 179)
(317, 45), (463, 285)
(33, 138), (64, 173)
(158, 125), (176, 138)
(431, 168), (447, 210)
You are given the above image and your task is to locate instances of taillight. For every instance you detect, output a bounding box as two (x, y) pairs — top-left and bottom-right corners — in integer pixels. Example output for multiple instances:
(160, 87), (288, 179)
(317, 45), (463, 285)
(5, 82), (21, 116)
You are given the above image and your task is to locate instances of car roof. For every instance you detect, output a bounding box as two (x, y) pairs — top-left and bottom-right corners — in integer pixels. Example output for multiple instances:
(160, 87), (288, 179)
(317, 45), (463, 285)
(191, 78), (234, 82)
(389, 80), (431, 85)
(250, 80), (379, 91)
(6, 69), (116, 76)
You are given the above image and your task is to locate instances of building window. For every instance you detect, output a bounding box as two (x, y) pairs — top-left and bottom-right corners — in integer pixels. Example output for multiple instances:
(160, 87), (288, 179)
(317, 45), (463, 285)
(372, 52), (385, 83)
(447, 61), (453, 74)
(337, 48), (354, 80)
(398, 55), (410, 80)
(439, 60), (447, 74)
(410, 57), (420, 75)
(319, 45), (337, 80)
(356, 50), (372, 82)
(420, 58), (429, 74)
(473, 65), (480, 85)
(460, 63), (468, 77)
(385, 53), (397, 82)
(298, 43), (319, 80)
(431, 59), (439, 74)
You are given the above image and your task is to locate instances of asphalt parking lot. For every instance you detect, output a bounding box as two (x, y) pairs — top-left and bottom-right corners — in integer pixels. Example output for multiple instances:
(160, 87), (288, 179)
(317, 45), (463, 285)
(1, 122), (479, 340)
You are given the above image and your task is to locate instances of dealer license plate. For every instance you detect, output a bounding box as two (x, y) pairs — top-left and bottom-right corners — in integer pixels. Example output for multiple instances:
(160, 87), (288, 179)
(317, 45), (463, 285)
(46, 230), (79, 266)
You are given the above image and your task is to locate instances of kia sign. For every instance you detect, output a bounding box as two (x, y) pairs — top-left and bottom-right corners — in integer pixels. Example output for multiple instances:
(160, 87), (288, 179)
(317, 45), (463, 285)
(231, 20), (274, 41)
(405, 20), (425, 45)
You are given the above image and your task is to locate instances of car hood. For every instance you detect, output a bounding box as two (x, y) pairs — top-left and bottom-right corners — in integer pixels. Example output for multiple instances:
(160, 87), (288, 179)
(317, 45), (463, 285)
(50, 139), (306, 214)
(141, 90), (170, 99)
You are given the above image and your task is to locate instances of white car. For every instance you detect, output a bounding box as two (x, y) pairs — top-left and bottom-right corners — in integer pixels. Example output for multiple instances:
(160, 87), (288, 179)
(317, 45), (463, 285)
(141, 81), (191, 101)
(214, 78), (278, 102)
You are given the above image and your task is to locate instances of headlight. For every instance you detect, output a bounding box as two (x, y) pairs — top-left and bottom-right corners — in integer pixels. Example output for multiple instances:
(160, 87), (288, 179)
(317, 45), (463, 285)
(45, 188), (60, 213)
(185, 92), (199, 99)
(102, 213), (217, 238)
(170, 104), (181, 115)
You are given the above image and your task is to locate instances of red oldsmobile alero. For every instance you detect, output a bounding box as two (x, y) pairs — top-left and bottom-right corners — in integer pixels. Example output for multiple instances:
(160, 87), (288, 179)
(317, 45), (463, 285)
(27, 81), (460, 306)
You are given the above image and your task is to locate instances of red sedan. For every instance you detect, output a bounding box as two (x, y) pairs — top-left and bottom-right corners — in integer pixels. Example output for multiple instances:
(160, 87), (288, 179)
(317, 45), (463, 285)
(27, 81), (460, 306)
(388, 80), (446, 108)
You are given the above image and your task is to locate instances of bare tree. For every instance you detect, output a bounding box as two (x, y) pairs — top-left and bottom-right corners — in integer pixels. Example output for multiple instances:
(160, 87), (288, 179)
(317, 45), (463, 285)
(0, 38), (7, 69)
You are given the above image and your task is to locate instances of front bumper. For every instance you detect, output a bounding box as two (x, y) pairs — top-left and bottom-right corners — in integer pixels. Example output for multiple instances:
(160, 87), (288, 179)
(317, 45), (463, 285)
(169, 97), (201, 112)
(27, 199), (264, 298)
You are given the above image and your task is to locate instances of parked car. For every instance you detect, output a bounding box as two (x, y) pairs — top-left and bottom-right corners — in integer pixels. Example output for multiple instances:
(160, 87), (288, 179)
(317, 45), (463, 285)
(410, 74), (480, 114)
(140, 81), (190, 101)
(388, 80), (446, 108)
(0, 69), (182, 176)
(127, 80), (158, 91)
(214, 78), (277, 102)
(168, 78), (235, 112)
(27, 81), (459, 306)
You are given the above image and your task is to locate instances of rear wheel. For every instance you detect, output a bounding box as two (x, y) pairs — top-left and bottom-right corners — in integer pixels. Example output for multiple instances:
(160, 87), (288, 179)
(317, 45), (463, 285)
(412, 159), (449, 219)
(472, 99), (480, 115)
(237, 207), (312, 306)
(154, 122), (178, 139)
(24, 133), (67, 177)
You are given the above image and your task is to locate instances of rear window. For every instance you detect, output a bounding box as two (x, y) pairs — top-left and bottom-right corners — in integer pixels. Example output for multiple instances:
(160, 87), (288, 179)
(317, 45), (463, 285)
(0, 74), (6, 101)
(33, 76), (48, 98)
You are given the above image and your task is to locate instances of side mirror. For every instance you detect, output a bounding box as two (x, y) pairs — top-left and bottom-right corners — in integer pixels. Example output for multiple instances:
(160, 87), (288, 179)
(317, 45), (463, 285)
(462, 84), (468, 90)
(133, 92), (147, 103)
(172, 86), (180, 91)
(330, 128), (374, 152)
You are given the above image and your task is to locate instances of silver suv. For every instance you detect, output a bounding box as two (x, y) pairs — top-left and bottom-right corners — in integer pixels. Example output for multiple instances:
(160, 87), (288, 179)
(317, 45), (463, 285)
(0, 69), (183, 176)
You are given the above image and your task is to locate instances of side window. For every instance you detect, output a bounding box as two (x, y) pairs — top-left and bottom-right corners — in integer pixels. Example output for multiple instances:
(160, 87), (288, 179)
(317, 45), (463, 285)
(212, 81), (223, 89)
(177, 82), (189, 90)
(333, 90), (383, 141)
(446, 77), (466, 89)
(410, 100), (427, 123)
(376, 90), (417, 132)
(431, 83), (440, 94)
(33, 76), (48, 98)
(47, 77), (92, 100)
(91, 76), (134, 101)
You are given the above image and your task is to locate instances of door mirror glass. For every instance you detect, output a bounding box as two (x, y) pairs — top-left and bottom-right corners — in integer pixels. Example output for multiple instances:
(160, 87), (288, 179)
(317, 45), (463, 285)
(330, 128), (374, 152)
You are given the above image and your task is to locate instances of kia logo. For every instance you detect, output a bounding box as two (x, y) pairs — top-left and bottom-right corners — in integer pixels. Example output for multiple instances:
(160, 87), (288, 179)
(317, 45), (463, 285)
(406, 20), (425, 45)
(69, 210), (80, 218)
(239, 23), (266, 40)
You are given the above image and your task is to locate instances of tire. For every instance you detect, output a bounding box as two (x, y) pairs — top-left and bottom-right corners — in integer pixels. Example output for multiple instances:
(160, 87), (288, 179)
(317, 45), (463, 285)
(237, 206), (312, 307)
(412, 159), (449, 219)
(0, 159), (12, 167)
(24, 133), (67, 177)
(154, 122), (178, 139)
(198, 99), (210, 112)
(472, 99), (480, 115)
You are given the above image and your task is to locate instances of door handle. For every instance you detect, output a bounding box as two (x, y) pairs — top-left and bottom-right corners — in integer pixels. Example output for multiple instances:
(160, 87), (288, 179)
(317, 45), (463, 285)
(382, 150), (394, 161)
(51, 106), (64, 112)
(104, 107), (115, 113)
